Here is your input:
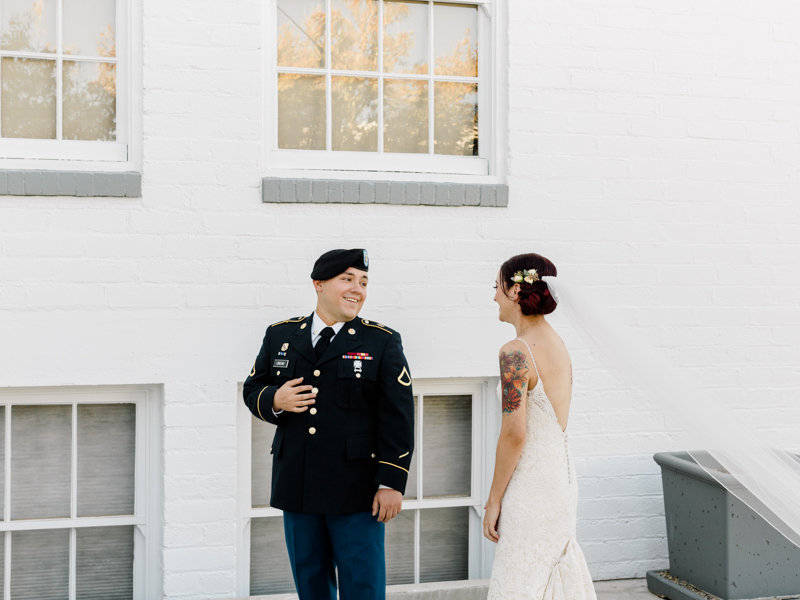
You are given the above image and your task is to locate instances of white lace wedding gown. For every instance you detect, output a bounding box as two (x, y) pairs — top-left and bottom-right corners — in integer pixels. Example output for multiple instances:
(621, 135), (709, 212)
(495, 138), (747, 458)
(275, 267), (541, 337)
(488, 339), (597, 600)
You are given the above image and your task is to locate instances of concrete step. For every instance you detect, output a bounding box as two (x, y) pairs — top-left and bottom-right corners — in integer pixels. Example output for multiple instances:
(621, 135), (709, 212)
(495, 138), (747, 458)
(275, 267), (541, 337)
(220, 578), (657, 600)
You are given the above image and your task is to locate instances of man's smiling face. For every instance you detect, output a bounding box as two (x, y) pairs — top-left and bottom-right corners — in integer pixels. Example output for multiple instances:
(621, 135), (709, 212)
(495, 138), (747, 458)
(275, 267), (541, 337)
(314, 268), (368, 323)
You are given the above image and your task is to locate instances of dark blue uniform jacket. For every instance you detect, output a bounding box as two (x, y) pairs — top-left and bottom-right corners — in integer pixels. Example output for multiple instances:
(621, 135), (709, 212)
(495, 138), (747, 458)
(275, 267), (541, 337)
(243, 314), (415, 514)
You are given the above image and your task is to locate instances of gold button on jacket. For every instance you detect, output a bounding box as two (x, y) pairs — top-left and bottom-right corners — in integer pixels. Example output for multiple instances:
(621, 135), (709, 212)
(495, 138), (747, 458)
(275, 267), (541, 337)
(309, 427), (316, 435)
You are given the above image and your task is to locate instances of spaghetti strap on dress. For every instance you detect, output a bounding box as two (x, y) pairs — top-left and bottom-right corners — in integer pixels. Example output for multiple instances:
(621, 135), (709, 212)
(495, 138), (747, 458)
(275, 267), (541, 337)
(487, 339), (596, 600)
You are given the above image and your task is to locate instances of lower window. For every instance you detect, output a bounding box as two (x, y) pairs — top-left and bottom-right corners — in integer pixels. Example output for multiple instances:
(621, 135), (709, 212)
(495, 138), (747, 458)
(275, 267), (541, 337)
(239, 379), (486, 594)
(0, 387), (156, 600)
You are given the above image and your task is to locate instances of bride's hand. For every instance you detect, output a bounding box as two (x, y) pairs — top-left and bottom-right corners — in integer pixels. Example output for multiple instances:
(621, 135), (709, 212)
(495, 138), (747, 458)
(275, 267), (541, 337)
(483, 501), (501, 543)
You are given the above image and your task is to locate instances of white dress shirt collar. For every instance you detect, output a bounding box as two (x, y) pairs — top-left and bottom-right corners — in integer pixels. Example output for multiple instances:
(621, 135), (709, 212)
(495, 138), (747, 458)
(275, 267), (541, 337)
(311, 312), (346, 346)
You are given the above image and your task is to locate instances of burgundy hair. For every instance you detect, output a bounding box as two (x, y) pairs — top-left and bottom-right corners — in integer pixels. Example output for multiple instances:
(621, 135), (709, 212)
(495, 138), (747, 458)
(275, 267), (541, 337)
(499, 253), (558, 316)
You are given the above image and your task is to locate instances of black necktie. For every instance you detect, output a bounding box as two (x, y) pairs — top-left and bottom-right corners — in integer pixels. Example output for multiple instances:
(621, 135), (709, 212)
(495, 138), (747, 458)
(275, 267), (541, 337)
(315, 327), (335, 359)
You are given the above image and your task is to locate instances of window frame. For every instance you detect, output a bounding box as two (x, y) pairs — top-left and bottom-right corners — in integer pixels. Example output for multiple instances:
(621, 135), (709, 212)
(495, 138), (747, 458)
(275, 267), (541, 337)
(236, 377), (496, 595)
(0, 385), (161, 600)
(0, 0), (142, 169)
(263, 0), (501, 179)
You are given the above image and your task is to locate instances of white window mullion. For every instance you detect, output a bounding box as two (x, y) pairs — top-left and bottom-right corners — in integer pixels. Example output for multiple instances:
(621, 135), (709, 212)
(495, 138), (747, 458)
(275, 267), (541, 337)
(415, 393), (423, 585)
(3, 404), (6, 598)
(69, 527), (76, 600)
(427, 1), (434, 156)
(325, 0), (332, 152)
(417, 394), (424, 499)
(377, 0), (384, 154)
(414, 509), (420, 585)
(4, 404), (10, 524)
(56, 0), (63, 141)
(69, 401), (77, 600)
(71, 403), (77, 520)
(4, 531), (10, 600)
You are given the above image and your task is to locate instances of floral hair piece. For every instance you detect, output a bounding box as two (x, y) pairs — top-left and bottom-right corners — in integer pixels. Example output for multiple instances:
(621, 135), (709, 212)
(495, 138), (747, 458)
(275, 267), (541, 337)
(511, 269), (539, 285)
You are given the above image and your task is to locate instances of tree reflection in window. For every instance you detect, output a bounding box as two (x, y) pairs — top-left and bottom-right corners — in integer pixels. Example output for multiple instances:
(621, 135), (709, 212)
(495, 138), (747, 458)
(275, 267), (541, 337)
(277, 0), (478, 157)
(0, 0), (116, 141)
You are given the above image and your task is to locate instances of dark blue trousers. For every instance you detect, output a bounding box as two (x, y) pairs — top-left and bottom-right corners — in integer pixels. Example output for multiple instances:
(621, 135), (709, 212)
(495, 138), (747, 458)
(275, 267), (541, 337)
(283, 511), (386, 600)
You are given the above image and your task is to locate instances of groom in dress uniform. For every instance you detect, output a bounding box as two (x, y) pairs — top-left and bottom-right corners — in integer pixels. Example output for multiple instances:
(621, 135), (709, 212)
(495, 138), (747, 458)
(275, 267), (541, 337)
(243, 249), (415, 600)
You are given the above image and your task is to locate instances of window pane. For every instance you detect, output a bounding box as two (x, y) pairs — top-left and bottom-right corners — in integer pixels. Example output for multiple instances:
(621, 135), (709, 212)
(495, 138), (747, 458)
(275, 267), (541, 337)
(11, 529), (70, 600)
(250, 517), (295, 595)
(332, 76), (377, 152)
(433, 3), (477, 77)
(419, 507), (469, 583)
(331, 0), (377, 72)
(77, 404), (135, 517)
(385, 509), (414, 584)
(11, 404), (70, 520)
(383, 78), (427, 154)
(278, 73), (326, 150)
(434, 82), (477, 156)
(63, 0), (115, 57)
(383, 1), (428, 75)
(62, 60), (116, 141)
(403, 397), (418, 499)
(422, 395), (471, 497)
(1, 57), (56, 139)
(277, 0), (325, 69)
(251, 417), (275, 508)
(0, 0), (57, 53)
(76, 526), (134, 600)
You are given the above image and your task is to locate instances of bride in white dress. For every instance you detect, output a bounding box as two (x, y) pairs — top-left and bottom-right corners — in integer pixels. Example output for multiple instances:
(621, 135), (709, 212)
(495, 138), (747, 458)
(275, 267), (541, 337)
(484, 253), (596, 600)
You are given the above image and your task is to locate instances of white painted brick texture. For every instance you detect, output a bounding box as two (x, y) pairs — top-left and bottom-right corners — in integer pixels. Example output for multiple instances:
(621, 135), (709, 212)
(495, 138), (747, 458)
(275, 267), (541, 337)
(0, 0), (799, 595)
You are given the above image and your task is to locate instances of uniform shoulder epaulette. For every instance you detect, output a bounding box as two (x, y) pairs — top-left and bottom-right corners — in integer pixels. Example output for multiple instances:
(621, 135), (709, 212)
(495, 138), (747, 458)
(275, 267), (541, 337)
(270, 316), (307, 328)
(361, 318), (393, 335)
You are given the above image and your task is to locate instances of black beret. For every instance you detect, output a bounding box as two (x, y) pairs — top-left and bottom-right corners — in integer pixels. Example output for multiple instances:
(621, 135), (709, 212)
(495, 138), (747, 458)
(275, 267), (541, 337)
(310, 249), (369, 280)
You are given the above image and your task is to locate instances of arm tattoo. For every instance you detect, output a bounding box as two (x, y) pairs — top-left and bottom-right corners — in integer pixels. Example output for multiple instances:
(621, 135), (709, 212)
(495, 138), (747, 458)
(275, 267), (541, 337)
(500, 350), (529, 414)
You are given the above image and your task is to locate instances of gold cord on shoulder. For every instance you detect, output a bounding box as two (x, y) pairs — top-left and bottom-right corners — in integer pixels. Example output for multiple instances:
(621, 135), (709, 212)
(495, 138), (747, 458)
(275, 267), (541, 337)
(270, 316), (306, 328)
(362, 319), (392, 334)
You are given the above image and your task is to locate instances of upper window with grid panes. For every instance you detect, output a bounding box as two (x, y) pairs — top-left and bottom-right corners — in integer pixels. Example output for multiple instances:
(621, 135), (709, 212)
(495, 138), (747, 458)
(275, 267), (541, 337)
(270, 0), (489, 175)
(0, 0), (127, 161)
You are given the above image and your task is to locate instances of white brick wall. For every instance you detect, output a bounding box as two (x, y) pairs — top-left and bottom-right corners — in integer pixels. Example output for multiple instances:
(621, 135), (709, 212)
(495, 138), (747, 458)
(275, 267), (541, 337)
(1, 0), (799, 595)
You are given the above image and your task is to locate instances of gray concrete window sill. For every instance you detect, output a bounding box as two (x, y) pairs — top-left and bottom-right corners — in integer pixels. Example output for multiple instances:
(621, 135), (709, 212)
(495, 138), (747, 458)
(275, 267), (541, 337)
(262, 177), (508, 207)
(0, 170), (141, 197)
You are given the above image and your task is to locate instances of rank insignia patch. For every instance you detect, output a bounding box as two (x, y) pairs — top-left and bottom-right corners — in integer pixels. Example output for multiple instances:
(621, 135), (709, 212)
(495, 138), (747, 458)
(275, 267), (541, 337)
(397, 366), (411, 387)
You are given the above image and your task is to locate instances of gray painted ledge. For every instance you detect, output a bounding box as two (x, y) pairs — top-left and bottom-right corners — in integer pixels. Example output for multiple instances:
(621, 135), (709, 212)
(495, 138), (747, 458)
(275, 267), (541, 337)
(216, 578), (654, 600)
(0, 170), (141, 197)
(262, 177), (508, 207)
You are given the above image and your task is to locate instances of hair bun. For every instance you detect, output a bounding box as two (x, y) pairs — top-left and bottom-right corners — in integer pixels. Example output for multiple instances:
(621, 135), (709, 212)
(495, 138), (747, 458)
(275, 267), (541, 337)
(517, 281), (557, 316)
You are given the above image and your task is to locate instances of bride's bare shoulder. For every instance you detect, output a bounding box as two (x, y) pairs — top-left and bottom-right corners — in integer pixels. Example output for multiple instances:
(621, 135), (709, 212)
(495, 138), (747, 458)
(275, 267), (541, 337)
(499, 338), (529, 358)
(498, 339), (534, 374)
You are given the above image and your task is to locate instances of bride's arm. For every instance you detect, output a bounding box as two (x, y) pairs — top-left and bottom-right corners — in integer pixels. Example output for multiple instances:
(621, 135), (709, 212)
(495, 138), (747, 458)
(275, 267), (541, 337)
(483, 340), (532, 542)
